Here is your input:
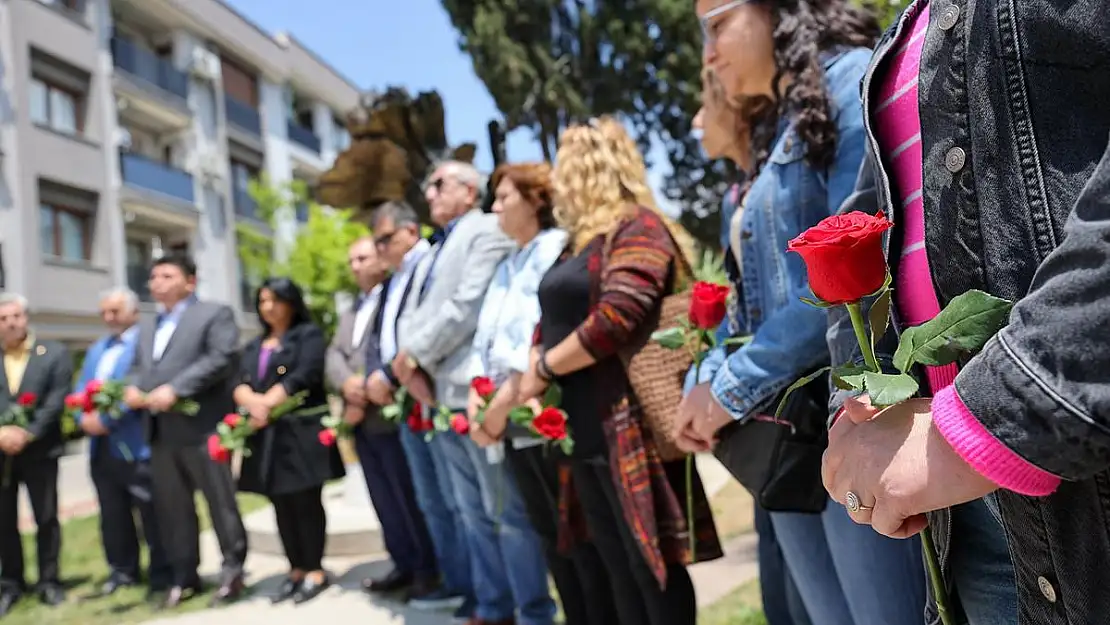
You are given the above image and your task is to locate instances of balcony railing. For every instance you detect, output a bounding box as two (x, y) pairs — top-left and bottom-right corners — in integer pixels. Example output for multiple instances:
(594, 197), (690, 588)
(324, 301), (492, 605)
(233, 188), (259, 220)
(286, 120), (320, 153)
(120, 152), (195, 203)
(111, 37), (189, 101)
(126, 264), (152, 301)
(224, 93), (262, 136)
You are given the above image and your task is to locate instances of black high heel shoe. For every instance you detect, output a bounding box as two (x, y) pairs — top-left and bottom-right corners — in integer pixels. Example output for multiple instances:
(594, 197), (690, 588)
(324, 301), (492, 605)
(292, 575), (330, 604)
(272, 577), (301, 604)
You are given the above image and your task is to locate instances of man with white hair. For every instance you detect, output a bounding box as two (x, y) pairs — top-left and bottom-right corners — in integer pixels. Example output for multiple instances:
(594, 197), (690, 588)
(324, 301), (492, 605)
(75, 288), (171, 598)
(392, 160), (518, 625)
(0, 293), (71, 615)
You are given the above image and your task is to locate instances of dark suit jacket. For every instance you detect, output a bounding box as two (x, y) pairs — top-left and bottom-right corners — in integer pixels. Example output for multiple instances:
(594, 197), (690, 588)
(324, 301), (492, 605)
(325, 289), (394, 435)
(0, 337), (72, 461)
(129, 300), (239, 447)
(236, 323), (344, 496)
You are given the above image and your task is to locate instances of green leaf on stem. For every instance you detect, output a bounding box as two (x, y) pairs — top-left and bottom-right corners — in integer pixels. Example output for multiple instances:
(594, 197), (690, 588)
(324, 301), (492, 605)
(651, 326), (687, 350)
(216, 422), (231, 436)
(543, 383), (563, 408)
(868, 287), (892, 356)
(721, 335), (753, 347)
(862, 371), (920, 407)
(558, 438), (574, 455)
(831, 363), (869, 391)
(508, 406), (534, 425)
(381, 404), (401, 419)
(799, 296), (834, 309)
(773, 366), (831, 418)
(892, 290), (1013, 373)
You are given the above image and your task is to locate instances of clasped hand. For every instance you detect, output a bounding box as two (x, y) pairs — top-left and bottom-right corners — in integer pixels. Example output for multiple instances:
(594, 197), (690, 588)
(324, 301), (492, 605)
(673, 383), (734, 453)
(0, 426), (30, 454)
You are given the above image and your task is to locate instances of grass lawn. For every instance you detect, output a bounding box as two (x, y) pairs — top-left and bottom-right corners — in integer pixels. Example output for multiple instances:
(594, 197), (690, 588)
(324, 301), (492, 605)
(700, 579), (767, 625)
(3, 493), (268, 625)
(710, 479), (756, 542)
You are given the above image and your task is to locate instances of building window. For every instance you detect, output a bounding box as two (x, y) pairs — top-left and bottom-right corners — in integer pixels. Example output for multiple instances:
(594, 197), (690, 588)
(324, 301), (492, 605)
(39, 203), (91, 262)
(30, 77), (80, 135)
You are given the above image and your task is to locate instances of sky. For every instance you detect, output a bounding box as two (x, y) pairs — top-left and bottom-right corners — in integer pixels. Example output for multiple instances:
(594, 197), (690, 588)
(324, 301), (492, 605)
(224, 0), (678, 212)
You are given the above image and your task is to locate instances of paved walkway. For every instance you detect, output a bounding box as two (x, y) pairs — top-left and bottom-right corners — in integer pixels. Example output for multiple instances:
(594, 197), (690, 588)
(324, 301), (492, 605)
(141, 455), (759, 624)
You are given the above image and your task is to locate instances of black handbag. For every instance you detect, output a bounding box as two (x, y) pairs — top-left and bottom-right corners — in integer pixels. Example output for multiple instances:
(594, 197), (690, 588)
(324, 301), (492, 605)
(712, 368), (830, 514)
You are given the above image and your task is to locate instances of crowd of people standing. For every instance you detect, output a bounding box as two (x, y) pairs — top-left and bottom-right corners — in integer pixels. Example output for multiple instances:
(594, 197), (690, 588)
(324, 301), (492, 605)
(1, 1), (1108, 624)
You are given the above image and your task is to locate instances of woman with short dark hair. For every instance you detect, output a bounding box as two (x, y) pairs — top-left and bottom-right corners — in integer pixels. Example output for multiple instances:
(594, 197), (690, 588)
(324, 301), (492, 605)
(233, 277), (344, 605)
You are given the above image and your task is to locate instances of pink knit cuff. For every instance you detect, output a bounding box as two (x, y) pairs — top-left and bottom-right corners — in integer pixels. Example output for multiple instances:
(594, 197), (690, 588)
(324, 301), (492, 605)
(933, 385), (1060, 496)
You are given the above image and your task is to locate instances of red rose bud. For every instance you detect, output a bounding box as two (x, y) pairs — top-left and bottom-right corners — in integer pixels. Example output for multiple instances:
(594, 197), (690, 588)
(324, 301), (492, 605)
(85, 379), (104, 395)
(16, 392), (36, 406)
(787, 211), (893, 305)
(406, 412), (423, 431)
(451, 413), (470, 435)
(470, 376), (496, 398)
(83, 395), (97, 412)
(222, 413), (242, 428)
(688, 281), (730, 329)
(206, 434), (230, 463)
(64, 393), (86, 409)
(420, 418), (434, 432)
(318, 429), (338, 446)
(533, 407), (568, 441)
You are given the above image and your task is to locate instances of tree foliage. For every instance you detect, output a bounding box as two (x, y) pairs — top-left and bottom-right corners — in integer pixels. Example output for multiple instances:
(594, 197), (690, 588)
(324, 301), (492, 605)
(236, 177), (369, 338)
(442, 0), (911, 248)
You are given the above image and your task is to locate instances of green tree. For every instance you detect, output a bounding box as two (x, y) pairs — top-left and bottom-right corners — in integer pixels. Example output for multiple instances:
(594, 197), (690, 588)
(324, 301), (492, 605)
(442, 0), (910, 249)
(236, 177), (368, 338)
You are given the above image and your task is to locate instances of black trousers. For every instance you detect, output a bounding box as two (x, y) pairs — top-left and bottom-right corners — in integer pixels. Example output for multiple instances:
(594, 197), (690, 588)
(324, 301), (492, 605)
(0, 456), (59, 590)
(90, 453), (172, 589)
(150, 443), (247, 586)
(506, 445), (618, 625)
(571, 458), (697, 625)
(271, 486), (326, 572)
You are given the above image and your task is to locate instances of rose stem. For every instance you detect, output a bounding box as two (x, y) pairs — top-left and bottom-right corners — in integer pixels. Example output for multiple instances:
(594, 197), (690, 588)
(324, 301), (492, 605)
(921, 526), (954, 625)
(846, 302), (880, 372)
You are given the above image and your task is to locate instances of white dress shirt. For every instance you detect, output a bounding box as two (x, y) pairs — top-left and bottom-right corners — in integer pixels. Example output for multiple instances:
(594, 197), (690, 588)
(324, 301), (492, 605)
(379, 239), (430, 363)
(95, 326), (139, 380)
(153, 298), (192, 361)
(352, 284), (383, 348)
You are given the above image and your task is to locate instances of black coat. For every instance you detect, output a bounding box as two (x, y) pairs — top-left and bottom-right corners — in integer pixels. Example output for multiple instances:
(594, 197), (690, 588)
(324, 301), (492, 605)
(236, 323), (344, 496)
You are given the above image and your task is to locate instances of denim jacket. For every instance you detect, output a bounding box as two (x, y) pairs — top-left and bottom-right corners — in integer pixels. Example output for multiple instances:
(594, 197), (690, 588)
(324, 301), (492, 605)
(688, 48), (871, 421)
(826, 2), (1110, 623)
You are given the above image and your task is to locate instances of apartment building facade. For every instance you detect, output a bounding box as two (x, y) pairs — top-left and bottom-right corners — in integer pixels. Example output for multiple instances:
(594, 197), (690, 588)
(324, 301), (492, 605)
(0, 0), (358, 350)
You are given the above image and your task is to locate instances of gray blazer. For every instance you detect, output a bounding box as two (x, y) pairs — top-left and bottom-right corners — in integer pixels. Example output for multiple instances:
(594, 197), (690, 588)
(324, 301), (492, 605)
(129, 300), (239, 447)
(398, 209), (513, 410)
(0, 337), (71, 460)
(325, 301), (395, 435)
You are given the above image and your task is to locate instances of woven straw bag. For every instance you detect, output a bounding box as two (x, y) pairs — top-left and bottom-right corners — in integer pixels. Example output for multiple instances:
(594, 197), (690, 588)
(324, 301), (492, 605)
(602, 231), (696, 462)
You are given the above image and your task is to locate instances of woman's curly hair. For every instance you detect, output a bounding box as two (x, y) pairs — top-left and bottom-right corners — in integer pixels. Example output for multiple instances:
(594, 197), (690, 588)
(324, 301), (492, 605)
(738, 0), (880, 177)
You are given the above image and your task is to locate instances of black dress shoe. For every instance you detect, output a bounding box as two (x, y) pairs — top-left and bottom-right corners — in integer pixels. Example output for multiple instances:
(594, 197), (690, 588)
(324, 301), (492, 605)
(0, 590), (22, 617)
(362, 569), (413, 593)
(208, 576), (244, 607)
(38, 583), (66, 606)
(271, 577), (300, 604)
(160, 580), (202, 610)
(98, 576), (136, 597)
(292, 576), (329, 605)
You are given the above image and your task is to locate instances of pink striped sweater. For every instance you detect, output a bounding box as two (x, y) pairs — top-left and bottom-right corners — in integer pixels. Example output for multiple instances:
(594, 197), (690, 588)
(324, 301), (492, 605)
(873, 5), (1059, 496)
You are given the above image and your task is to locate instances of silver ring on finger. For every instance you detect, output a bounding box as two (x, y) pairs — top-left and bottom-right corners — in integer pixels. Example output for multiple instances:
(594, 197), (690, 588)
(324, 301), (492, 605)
(845, 491), (874, 514)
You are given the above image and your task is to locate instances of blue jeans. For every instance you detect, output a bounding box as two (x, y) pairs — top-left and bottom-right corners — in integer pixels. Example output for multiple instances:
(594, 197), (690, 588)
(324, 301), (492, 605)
(947, 496), (1018, 625)
(436, 431), (556, 625)
(753, 504), (811, 625)
(771, 498), (927, 625)
(397, 424), (472, 599)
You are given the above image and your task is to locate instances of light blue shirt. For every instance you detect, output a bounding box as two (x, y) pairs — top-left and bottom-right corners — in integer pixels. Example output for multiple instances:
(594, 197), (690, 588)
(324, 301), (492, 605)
(470, 228), (567, 383)
(153, 296), (194, 361)
(94, 326), (139, 381)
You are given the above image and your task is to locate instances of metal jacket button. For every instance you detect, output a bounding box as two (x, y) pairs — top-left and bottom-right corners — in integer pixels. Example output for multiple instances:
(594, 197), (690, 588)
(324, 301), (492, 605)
(939, 5), (960, 30)
(277, 365), (287, 375)
(945, 147), (966, 173)
(1037, 576), (1057, 603)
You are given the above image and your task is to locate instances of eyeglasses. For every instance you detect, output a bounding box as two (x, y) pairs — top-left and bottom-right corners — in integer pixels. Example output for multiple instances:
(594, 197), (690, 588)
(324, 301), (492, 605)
(424, 177), (446, 194)
(700, 0), (753, 45)
(373, 231), (397, 248)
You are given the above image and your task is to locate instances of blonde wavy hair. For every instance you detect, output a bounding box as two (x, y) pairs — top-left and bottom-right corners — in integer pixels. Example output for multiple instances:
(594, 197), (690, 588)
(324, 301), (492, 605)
(553, 116), (696, 263)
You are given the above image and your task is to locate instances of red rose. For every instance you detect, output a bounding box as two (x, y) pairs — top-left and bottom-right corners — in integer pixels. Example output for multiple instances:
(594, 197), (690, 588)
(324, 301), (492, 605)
(318, 429), (337, 446)
(450, 413), (470, 435)
(420, 418), (434, 432)
(207, 434), (230, 463)
(470, 376), (496, 399)
(406, 412), (424, 431)
(16, 392), (35, 407)
(222, 413), (242, 428)
(688, 281), (730, 329)
(532, 407), (568, 441)
(408, 401), (423, 420)
(787, 211), (893, 305)
(85, 379), (104, 395)
(83, 394), (97, 412)
(64, 393), (86, 409)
